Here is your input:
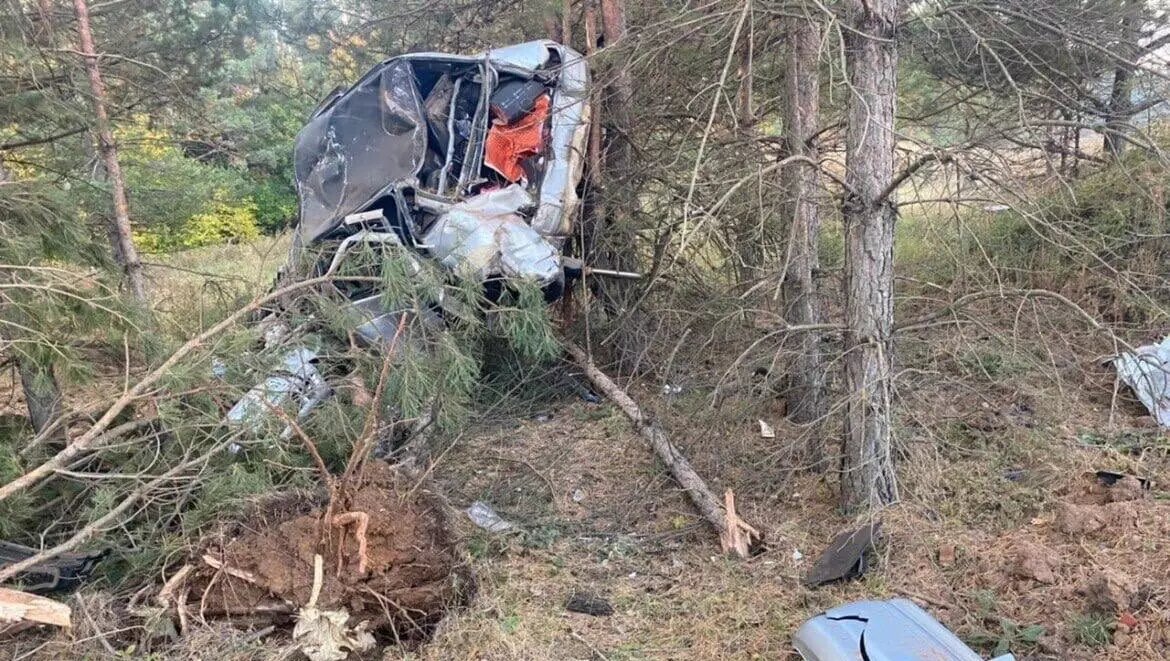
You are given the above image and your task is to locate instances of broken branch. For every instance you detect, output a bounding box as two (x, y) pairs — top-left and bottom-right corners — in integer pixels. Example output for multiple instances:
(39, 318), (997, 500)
(564, 341), (761, 557)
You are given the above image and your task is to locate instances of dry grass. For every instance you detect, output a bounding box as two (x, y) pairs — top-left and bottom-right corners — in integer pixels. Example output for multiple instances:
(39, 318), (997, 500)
(142, 234), (290, 338)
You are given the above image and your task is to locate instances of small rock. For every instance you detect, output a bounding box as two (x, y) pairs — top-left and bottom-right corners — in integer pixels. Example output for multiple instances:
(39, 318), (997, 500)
(1009, 542), (1057, 584)
(1118, 612), (1139, 629)
(1080, 570), (1135, 614)
(938, 544), (956, 568)
(565, 591), (613, 617)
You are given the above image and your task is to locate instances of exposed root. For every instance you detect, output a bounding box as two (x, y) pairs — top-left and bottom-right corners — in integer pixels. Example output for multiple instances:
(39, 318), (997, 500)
(332, 511), (370, 576)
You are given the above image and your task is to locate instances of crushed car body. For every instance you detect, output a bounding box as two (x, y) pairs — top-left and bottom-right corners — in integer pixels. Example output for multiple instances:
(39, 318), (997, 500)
(290, 39), (589, 297)
(227, 40), (591, 436)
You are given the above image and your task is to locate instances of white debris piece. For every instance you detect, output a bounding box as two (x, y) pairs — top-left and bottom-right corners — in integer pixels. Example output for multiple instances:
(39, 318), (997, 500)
(293, 607), (375, 661)
(759, 419), (776, 439)
(1115, 336), (1170, 427)
(466, 501), (515, 533)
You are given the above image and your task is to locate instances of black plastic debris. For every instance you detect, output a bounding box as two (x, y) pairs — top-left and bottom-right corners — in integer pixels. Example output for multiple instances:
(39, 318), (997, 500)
(565, 591), (614, 616)
(803, 522), (882, 588)
(1095, 470), (1152, 491)
(490, 78), (547, 123)
(0, 541), (107, 594)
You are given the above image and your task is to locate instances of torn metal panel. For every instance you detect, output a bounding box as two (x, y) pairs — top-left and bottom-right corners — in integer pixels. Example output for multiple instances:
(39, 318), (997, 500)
(532, 44), (590, 248)
(1115, 336), (1170, 427)
(488, 40), (553, 72)
(294, 59), (428, 245)
(226, 347), (331, 433)
(794, 598), (1014, 661)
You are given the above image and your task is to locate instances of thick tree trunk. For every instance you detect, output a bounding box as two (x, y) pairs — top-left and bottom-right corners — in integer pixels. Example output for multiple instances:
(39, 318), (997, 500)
(594, 0), (639, 304)
(780, 14), (827, 440)
(840, 0), (899, 512)
(72, 0), (147, 302)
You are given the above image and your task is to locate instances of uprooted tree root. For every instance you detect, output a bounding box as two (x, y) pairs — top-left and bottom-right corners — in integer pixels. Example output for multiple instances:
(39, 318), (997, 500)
(172, 461), (472, 646)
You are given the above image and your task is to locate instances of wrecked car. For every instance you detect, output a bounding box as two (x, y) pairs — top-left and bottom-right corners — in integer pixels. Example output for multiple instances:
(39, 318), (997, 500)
(226, 40), (591, 437)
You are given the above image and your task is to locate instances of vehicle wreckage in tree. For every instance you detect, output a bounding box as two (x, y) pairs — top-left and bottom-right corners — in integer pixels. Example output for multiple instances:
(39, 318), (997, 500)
(226, 40), (592, 439)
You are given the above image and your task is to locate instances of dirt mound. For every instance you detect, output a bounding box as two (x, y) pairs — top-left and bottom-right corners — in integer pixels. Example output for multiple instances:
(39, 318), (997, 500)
(188, 461), (470, 644)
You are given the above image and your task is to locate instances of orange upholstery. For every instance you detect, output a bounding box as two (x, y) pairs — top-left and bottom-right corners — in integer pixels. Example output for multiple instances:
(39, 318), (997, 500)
(484, 94), (550, 182)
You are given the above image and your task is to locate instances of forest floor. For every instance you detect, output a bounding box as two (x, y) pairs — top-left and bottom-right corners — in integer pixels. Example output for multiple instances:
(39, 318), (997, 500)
(4, 236), (1169, 660)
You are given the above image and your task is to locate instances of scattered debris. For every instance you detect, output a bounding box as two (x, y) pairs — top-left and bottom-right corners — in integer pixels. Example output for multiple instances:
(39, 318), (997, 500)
(571, 488), (586, 503)
(0, 541), (106, 594)
(1114, 336), (1170, 427)
(1094, 470), (1152, 497)
(803, 522), (881, 588)
(758, 419), (775, 439)
(0, 587), (71, 631)
(1008, 541), (1057, 584)
(565, 591), (613, 617)
(467, 501), (516, 533)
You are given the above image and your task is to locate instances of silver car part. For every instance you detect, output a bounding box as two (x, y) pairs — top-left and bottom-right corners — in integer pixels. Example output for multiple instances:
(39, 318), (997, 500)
(793, 598), (1015, 661)
(531, 42), (590, 248)
(1115, 335), (1170, 427)
(225, 347), (331, 443)
(422, 184), (561, 284)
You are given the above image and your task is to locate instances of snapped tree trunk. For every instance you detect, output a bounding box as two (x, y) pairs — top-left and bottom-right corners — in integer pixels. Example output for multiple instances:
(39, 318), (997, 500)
(840, 0), (899, 512)
(72, 0), (147, 302)
(779, 12), (827, 439)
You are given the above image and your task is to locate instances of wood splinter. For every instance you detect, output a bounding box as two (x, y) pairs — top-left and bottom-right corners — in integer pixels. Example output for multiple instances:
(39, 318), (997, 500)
(332, 511), (370, 576)
(565, 341), (763, 558)
(0, 587), (71, 631)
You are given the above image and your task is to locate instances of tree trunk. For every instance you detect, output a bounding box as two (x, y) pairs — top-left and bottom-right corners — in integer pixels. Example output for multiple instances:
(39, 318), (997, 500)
(780, 14), (827, 439)
(1103, 1), (1139, 158)
(840, 0), (899, 512)
(71, 0), (147, 302)
(18, 358), (64, 442)
(594, 0), (639, 304)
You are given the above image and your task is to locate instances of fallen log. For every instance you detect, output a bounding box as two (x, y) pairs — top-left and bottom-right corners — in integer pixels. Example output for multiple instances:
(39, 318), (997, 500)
(564, 341), (762, 557)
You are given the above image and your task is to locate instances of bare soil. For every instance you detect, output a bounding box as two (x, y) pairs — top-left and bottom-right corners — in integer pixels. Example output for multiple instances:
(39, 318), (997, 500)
(188, 461), (470, 644)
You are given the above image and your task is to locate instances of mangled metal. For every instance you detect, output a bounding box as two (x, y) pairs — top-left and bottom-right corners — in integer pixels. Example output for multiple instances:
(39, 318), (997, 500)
(1115, 335), (1170, 427)
(288, 39), (589, 290)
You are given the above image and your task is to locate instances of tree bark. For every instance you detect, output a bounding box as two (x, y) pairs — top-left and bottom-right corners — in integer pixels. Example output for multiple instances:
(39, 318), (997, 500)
(71, 0), (147, 302)
(780, 13), (827, 439)
(840, 0), (900, 512)
(1103, 0), (1140, 158)
(594, 0), (639, 304)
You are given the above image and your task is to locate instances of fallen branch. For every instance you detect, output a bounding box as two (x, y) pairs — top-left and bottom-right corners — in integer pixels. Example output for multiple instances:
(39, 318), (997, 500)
(0, 275), (375, 503)
(564, 341), (762, 558)
(0, 440), (231, 583)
